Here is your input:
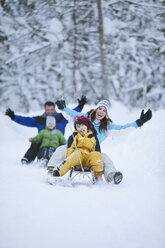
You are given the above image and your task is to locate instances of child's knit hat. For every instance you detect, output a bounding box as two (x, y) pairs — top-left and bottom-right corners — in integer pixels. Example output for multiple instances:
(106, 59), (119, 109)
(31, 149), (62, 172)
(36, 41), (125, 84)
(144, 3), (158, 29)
(74, 116), (94, 133)
(46, 116), (56, 127)
(95, 100), (110, 113)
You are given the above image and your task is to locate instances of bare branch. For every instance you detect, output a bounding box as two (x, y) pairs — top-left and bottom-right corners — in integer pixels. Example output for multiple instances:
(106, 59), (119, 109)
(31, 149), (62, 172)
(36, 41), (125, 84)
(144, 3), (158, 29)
(122, 0), (165, 9)
(5, 43), (51, 64)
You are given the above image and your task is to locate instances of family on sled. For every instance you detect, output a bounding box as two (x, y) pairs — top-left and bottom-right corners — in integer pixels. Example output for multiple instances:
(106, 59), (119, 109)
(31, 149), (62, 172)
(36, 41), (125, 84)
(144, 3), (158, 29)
(6, 97), (152, 184)
(47, 99), (152, 184)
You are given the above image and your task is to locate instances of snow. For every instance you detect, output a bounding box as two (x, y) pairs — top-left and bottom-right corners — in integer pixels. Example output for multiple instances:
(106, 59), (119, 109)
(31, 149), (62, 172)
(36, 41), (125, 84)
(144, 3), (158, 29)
(48, 18), (63, 33)
(103, 17), (126, 36)
(0, 101), (165, 248)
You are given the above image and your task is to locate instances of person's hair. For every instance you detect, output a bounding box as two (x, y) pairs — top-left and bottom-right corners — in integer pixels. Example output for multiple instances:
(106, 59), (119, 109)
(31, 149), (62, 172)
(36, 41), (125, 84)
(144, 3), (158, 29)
(88, 109), (112, 132)
(44, 101), (55, 108)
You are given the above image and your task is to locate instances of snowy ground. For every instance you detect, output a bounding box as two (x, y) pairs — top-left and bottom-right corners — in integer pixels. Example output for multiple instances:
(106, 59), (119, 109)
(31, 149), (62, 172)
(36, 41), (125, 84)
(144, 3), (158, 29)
(0, 101), (165, 248)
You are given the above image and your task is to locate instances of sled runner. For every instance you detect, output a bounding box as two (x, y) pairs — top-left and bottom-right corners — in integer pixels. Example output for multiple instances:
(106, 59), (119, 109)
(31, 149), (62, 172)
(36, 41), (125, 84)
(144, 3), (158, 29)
(47, 176), (72, 187)
(68, 166), (96, 184)
(47, 166), (97, 186)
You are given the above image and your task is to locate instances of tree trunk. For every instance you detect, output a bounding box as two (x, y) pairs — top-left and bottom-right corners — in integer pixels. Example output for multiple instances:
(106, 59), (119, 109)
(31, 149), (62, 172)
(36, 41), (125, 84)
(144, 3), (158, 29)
(97, 0), (109, 101)
(72, 0), (78, 99)
(59, 10), (65, 100)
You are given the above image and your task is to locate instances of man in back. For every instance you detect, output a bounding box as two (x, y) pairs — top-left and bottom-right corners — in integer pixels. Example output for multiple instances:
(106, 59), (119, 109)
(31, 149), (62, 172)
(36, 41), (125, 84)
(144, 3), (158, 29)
(5, 96), (87, 165)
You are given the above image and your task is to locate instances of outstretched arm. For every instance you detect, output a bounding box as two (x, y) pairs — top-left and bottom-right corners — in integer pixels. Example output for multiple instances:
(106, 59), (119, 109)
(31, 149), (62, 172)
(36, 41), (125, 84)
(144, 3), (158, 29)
(108, 109), (152, 134)
(56, 95), (87, 116)
(56, 100), (87, 119)
(76, 95), (87, 110)
(136, 109), (152, 127)
(5, 108), (15, 120)
(5, 108), (37, 127)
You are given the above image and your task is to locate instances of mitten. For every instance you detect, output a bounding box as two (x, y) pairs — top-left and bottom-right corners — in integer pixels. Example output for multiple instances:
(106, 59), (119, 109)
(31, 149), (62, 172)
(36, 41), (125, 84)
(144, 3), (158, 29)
(136, 109), (152, 127)
(5, 108), (15, 120)
(55, 100), (66, 110)
(77, 95), (87, 109)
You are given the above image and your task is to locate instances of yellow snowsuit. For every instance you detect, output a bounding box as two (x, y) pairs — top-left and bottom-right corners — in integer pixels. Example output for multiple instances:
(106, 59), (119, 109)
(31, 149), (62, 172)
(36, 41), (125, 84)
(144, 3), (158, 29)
(58, 130), (104, 178)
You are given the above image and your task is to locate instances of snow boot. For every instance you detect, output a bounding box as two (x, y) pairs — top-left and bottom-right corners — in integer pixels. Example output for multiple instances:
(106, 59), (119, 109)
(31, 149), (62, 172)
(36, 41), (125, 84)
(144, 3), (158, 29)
(47, 166), (54, 175)
(21, 157), (30, 165)
(113, 172), (123, 184)
(107, 171), (123, 184)
(53, 170), (60, 177)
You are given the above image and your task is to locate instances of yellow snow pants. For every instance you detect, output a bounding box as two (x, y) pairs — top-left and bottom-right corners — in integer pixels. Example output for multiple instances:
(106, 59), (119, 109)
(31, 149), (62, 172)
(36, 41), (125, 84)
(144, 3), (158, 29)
(59, 150), (104, 178)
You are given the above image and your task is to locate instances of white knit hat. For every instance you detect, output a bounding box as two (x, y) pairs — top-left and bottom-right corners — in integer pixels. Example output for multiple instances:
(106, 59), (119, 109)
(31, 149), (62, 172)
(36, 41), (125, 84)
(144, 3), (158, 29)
(95, 100), (110, 113)
(46, 116), (56, 127)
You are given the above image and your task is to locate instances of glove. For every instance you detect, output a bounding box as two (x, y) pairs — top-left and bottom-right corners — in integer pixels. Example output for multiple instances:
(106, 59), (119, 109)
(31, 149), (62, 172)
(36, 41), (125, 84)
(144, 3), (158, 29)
(55, 100), (66, 110)
(5, 108), (15, 120)
(77, 95), (87, 109)
(136, 109), (152, 127)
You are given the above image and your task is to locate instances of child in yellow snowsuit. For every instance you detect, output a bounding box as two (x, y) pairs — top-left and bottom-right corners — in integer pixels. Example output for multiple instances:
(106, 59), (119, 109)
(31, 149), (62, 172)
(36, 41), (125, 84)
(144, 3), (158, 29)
(53, 116), (104, 179)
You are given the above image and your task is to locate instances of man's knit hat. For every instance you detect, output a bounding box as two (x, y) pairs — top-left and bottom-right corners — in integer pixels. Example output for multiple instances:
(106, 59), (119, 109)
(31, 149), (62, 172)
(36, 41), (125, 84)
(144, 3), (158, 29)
(95, 100), (110, 113)
(46, 116), (56, 127)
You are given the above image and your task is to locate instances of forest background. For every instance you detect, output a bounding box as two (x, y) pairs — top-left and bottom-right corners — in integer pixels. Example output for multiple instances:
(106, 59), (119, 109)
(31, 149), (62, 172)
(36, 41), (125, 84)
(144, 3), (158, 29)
(0, 0), (165, 112)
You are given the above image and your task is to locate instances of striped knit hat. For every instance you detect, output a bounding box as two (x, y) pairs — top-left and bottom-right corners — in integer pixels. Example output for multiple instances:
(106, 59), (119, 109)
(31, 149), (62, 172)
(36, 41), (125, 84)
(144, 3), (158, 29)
(95, 100), (110, 113)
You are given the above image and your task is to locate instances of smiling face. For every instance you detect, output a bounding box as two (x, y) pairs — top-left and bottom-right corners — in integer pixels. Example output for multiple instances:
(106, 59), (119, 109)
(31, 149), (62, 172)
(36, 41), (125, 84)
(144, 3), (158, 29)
(95, 106), (107, 120)
(45, 105), (55, 116)
(47, 122), (55, 130)
(76, 123), (88, 135)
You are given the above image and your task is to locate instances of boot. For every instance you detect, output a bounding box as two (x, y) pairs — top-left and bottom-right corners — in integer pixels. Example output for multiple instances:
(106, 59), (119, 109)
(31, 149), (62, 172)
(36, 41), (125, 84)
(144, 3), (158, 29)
(21, 157), (30, 165)
(47, 166), (54, 175)
(106, 171), (123, 184)
(113, 172), (123, 184)
(53, 170), (60, 177)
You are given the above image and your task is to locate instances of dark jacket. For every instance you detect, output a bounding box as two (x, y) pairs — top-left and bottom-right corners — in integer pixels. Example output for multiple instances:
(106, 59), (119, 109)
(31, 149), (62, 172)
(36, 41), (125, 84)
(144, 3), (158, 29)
(13, 106), (82, 135)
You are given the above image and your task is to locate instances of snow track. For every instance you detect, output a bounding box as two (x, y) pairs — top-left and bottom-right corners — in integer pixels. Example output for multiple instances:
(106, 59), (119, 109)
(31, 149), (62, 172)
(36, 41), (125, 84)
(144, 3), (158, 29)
(0, 102), (165, 248)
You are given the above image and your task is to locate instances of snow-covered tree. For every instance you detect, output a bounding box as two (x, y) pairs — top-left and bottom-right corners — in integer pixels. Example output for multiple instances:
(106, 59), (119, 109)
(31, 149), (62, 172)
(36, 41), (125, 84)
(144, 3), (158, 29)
(0, 0), (164, 112)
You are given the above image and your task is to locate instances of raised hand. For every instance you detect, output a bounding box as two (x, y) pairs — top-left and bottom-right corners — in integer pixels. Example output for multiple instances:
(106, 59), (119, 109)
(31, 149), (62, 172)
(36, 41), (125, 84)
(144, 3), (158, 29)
(5, 108), (15, 120)
(136, 109), (152, 127)
(77, 95), (87, 109)
(55, 100), (66, 110)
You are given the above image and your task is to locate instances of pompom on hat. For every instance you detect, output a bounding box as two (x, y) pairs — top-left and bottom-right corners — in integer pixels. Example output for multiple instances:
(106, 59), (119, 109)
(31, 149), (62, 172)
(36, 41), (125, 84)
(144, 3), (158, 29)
(95, 100), (110, 113)
(46, 116), (56, 127)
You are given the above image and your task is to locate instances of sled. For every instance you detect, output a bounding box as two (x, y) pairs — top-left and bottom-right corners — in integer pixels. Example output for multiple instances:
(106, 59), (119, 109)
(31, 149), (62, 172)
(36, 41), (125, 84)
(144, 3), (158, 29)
(47, 175), (72, 187)
(47, 166), (97, 186)
(68, 166), (96, 184)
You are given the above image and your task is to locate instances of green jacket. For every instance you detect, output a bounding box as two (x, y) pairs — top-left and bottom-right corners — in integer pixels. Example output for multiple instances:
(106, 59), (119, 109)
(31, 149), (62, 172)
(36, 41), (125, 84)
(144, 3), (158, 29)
(32, 127), (66, 149)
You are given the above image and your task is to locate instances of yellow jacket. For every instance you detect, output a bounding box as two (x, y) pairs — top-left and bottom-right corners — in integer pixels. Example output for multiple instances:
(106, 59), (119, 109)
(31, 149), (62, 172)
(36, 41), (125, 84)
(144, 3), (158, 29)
(67, 130), (100, 157)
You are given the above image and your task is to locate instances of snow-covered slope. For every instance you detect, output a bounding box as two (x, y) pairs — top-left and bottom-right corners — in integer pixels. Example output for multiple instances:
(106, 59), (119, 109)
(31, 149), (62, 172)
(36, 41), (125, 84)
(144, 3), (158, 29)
(0, 101), (165, 248)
